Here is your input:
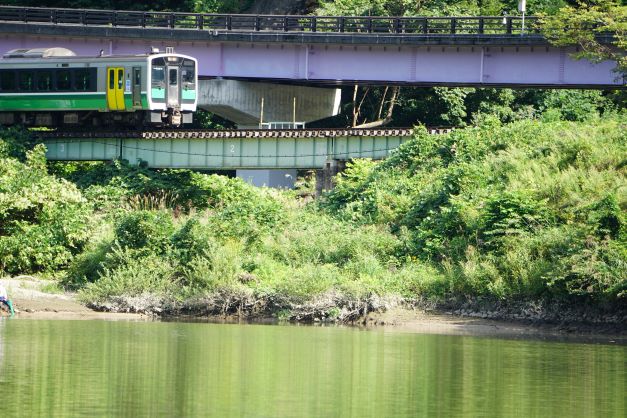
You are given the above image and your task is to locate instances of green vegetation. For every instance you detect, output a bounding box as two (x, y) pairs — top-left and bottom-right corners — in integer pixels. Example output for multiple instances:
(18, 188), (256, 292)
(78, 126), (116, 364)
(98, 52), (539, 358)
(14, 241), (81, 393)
(322, 117), (626, 302)
(0, 130), (91, 275)
(1, 114), (625, 320)
(541, 0), (626, 76)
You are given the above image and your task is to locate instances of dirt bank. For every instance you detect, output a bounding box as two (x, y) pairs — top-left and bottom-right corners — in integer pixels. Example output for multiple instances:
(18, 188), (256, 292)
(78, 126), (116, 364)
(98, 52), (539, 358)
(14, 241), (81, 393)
(2, 278), (146, 321)
(1, 278), (624, 342)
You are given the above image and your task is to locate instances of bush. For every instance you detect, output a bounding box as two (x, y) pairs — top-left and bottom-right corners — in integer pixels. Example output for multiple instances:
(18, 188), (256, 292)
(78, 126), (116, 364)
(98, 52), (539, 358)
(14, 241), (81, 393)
(114, 210), (175, 254)
(0, 145), (91, 274)
(170, 218), (218, 267)
(79, 250), (177, 303)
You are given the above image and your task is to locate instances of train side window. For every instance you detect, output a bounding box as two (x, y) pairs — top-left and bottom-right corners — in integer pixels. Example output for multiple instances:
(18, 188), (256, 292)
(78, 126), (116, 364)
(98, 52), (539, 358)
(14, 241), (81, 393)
(37, 71), (52, 91)
(182, 60), (195, 83)
(56, 70), (71, 90)
(0, 71), (16, 91)
(117, 69), (124, 89)
(18, 71), (34, 91)
(75, 69), (93, 91)
(134, 68), (141, 86)
(109, 69), (115, 90)
(152, 66), (165, 83)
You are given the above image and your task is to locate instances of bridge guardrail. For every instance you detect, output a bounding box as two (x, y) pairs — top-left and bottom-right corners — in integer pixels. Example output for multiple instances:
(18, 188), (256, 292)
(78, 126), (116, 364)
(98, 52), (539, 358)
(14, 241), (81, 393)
(0, 6), (540, 35)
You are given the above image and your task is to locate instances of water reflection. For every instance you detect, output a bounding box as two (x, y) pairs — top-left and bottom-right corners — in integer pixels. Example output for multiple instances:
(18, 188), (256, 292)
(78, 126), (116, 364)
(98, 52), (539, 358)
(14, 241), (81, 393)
(0, 320), (624, 417)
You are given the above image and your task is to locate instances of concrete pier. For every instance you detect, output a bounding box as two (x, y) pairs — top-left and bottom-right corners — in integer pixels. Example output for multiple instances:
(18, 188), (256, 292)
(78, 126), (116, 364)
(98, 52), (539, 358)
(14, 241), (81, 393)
(198, 79), (341, 127)
(315, 160), (347, 196)
(198, 79), (342, 189)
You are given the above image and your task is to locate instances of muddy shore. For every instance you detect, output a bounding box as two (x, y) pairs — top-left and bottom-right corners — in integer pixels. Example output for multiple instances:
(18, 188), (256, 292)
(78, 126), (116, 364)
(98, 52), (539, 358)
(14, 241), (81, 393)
(2, 278), (625, 342)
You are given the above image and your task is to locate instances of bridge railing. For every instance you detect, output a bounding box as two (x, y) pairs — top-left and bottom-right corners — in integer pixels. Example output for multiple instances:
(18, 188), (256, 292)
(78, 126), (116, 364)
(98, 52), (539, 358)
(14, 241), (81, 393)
(0, 6), (541, 35)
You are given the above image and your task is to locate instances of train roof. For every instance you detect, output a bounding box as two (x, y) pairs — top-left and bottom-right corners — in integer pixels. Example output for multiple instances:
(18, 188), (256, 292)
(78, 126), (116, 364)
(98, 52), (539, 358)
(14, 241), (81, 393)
(0, 47), (197, 62)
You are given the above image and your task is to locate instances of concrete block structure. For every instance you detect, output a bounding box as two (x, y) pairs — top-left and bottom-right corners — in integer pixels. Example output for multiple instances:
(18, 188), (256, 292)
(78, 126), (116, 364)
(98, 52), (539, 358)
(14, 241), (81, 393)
(198, 79), (341, 128)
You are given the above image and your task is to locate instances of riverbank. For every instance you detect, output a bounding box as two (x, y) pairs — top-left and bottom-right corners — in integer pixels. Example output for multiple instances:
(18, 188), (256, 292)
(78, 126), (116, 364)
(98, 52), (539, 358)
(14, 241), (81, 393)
(1, 119), (625, 331)
(3, 278), (624, 341)
(2, 278), (146, 320)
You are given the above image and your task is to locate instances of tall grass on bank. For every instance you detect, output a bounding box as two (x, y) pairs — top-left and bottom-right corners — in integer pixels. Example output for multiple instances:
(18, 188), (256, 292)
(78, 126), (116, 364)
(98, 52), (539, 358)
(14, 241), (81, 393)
(322, 116), (626, 302)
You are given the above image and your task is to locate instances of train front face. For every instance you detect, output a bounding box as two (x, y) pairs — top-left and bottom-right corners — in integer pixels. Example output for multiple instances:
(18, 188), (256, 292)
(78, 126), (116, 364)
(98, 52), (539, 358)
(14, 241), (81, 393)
(147, 53), (197, 127)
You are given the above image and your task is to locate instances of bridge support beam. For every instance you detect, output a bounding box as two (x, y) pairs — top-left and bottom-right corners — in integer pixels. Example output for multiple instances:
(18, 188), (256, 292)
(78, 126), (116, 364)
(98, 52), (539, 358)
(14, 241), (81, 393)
(315, 160), (347, 196)
(40, 129), (412, 170)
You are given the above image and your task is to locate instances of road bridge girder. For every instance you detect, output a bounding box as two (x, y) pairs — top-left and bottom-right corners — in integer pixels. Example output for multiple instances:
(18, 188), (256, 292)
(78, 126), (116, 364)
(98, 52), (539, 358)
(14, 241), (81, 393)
(0, 27), (621, 88)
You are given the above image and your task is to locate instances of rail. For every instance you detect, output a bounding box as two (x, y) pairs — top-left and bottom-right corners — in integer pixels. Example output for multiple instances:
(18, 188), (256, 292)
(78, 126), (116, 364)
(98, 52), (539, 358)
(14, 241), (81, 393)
(0, 6), (538, 36)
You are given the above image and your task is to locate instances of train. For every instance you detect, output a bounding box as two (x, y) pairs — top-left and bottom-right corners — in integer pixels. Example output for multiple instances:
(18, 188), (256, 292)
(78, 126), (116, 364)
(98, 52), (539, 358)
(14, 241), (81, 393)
(0, 47), (197, 127)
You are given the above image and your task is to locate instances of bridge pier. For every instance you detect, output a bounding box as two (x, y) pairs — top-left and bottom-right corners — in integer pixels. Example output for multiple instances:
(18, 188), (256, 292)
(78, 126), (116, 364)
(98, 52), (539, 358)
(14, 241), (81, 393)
(201, 79), (341, 190)
(315, 159), (347, 197)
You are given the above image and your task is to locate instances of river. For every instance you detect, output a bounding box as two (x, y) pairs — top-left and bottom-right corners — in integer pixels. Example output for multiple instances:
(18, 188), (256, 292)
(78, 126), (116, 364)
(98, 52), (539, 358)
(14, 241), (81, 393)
(0, 319), (624, 417)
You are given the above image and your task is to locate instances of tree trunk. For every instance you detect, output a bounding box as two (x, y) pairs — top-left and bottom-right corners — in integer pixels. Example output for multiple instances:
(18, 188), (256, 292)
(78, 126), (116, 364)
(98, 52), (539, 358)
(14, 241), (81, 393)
(353, 86), (400, 129)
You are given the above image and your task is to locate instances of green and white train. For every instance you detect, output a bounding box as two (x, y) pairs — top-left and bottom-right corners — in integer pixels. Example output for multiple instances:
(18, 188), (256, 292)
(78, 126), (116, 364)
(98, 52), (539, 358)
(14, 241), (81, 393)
(0, 47), (197, 127)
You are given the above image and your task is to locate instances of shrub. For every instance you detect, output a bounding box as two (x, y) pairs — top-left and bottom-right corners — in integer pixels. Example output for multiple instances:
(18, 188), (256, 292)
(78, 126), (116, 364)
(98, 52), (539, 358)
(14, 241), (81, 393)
(114, 210), (175, 254)
(79, 250), (176, 303)
(0, 145), (91, 274)
(170, 218), (218, 267)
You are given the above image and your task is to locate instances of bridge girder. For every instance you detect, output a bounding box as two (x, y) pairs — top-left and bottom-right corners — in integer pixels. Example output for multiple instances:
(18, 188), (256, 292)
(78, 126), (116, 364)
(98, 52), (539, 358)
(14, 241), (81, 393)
(43, 133), (411, 169)
(0, 22), (622, 88)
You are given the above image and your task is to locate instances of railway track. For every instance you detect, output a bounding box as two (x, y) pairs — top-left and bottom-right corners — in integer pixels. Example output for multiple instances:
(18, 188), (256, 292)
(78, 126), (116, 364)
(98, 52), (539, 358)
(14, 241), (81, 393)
(38, 127), (452, 140)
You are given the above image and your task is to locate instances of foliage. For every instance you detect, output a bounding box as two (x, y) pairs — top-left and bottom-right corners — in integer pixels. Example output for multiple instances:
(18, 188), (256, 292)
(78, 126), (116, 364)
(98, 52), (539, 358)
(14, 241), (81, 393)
(321, 116), (627, 301)
(114, 210), (175, 254)
(328, 83), (615, 128)
(541, 0), (626, 76)
(0, 0), (197, 12)
(192, 0), (254, 13)
(0, 138), (91, 274)
(79, 249), (177, 303)
(317, 0), (568, 16)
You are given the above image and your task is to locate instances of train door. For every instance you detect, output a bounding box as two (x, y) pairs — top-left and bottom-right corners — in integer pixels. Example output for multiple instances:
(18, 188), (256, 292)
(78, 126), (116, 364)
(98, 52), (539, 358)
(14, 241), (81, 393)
(106, 67), (125, 111)
(167, 66), (179, 108)
(132, 67), (141, 107)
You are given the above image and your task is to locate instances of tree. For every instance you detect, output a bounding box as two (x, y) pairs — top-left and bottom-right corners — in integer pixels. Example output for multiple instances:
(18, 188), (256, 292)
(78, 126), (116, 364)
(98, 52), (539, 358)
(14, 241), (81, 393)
(541, 0), (626, 77)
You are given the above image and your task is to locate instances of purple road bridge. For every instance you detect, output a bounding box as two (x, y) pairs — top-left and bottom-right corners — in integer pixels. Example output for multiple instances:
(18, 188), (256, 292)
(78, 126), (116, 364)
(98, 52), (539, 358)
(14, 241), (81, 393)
(0, 6), (623, 88)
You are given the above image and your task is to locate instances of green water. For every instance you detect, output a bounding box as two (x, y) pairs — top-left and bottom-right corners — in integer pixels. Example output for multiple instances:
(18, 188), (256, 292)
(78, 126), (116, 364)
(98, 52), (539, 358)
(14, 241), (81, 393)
(0, 320), (624, 417)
